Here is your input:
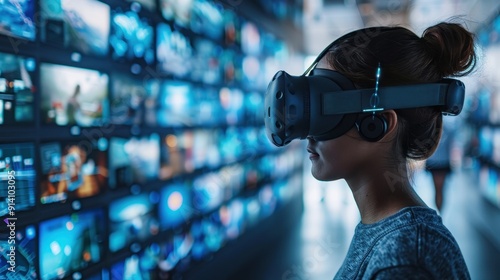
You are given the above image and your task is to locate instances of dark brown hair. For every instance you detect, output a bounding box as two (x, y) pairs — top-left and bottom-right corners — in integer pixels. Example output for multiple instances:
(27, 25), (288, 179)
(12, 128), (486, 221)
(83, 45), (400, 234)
(325, 22), (477, 160)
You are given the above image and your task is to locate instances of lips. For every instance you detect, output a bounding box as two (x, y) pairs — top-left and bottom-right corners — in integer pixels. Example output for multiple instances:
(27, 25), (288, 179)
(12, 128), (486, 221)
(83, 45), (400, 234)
(307, 147), (319, 160)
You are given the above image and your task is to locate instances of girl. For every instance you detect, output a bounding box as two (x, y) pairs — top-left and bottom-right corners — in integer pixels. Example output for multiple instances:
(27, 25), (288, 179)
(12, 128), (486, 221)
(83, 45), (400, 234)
(306, 22), (476, 279)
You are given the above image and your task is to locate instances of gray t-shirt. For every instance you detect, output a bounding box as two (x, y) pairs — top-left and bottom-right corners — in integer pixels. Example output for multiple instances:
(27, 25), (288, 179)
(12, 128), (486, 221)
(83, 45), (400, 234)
(334, 206), (470, 280)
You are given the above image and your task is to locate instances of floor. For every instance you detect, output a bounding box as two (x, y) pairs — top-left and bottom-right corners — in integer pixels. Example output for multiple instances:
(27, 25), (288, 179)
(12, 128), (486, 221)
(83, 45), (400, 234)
(234, 161), (500, 280)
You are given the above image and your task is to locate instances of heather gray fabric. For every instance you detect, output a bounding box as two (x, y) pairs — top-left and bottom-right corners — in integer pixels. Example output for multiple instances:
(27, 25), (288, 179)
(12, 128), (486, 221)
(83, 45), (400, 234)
(334, 206), (470, 280)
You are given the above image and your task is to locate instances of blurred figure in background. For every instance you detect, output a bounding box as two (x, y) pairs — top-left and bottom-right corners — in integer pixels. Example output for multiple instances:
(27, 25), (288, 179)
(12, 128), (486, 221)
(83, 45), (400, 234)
(425, 117), (457, 212)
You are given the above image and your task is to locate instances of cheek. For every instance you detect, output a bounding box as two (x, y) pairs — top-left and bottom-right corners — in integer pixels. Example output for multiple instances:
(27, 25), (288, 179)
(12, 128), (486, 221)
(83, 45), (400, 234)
(311, 143), (355, 181)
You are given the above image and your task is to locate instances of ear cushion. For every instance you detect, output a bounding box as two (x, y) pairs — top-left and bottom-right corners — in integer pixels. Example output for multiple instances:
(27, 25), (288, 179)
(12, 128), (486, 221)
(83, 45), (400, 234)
(356, 114), (388, 142)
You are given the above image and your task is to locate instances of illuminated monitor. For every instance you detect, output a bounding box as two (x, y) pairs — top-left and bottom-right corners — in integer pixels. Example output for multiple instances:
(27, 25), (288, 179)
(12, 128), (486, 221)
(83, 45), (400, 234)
(192, 129), (221, 170)
(108, 192), (160, 252)
(0, 52), (36, 125)
(240, 21), (261, 55)
(110, 6), (154, 64)
(219, 127), (244, 162)
(159, 182), (192, 230)
(0, 225), (37, 279)
(156, 23), (193, 77)
(110, 243), (160, 279)
(40, 63), (109, 127)
(0, 142), (36, 215)
(40, 0), (110, 56)
(0, 0), (35, 41)
(258, 184), (277, 218)
(160, 0), (193, 26)
(39, 138), (108, 204)
(156, 81), (193, 127)
(223, 9), (241, 47)
(126, 0), (156, 12)
(220, 49), (242, 84)
(190, 215), (224, 261)
(110, 73), (146, 126)
(244, 196), (261, 228)
(219, 87), (244, 125)
(191, 38), (221, 85)
(192, 172), (224, 214)
(158, 230), (193, 273)
(190, 0), (224, 40)
(244, 91), (264, 124)
(109, 134), (160, 189)
(478, 127), (493, 160)
(218, 198), (245, 240)
(160, 132), (194, 180)
(39, 209), (106, 280)
(191, 86), (224, 126)
(242, 56), (264, 89)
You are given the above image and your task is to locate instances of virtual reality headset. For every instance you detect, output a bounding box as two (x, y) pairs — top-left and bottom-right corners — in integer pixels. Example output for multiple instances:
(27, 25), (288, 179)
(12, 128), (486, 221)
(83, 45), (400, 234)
(264, 63), (465, 147)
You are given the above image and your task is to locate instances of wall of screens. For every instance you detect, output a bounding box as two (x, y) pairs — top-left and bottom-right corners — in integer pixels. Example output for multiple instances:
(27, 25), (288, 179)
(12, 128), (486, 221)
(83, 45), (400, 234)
(0, 0), (304, 279)
(468, 10), (500, 209)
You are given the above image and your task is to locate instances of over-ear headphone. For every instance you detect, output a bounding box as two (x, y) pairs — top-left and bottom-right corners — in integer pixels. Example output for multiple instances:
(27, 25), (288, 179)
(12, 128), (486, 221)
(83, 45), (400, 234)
(356, 114), (388, 142)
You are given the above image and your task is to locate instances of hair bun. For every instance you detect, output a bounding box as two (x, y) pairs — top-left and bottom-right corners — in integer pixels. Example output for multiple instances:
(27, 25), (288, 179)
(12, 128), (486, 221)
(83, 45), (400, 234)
(422, 22), (476, 77)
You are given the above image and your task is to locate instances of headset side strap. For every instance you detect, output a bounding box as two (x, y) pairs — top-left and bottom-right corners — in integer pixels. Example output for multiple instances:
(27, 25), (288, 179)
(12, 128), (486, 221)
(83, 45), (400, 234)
(322, 83), (453, 115)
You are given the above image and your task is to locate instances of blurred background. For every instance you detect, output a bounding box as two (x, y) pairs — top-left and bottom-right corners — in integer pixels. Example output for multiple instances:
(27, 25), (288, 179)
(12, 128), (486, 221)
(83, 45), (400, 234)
(0, 0), (499, 279)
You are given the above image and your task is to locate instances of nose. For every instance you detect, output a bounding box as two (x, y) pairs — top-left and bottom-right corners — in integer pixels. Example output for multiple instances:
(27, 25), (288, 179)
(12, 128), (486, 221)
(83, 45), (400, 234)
(306, 136), (316, 143)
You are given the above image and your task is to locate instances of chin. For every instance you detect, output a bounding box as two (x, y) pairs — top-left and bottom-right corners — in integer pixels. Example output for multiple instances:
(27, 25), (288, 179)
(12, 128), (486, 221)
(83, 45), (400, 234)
(311, 169), (341, 182)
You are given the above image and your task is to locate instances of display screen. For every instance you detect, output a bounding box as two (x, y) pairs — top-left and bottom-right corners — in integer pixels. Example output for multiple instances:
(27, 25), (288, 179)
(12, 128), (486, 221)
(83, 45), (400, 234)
(159, 182), (192, 230)
(192, 129), (221, 170)
(160, 0), (193, 26)
(258, 184), (277, 218)
(126, 0), (156, 12)
(0, 142), (36, 215)
(242, 56), (265, 90)
(156, 23), (193, 77)
(192, 172), (225, 214)
(110, 243), (160, 279)
(158, 230), (193, 272)
(110, 6), (154, 64)
(219, 127), (244, 162)
(220, 50), (242, 84)
(219, 87), (244, 126)
(108, 192), (160, 252)
(156, 81), (194, 127)
(0, 225), (37, 279)
(160, 132), (194, 180)
(223, 9), (240, 47)
(240, 21), (261, 55)
(0, 0), (36, 41)
(40, 63), (109, 127)
(40, 0), (110, 56)
(218, 199), (245, 240)
(151, 83), (224, 127)
(191, 86), (224, 126)
(191, 38), (222, 85)
(244, 91), (264, 124)
(109, 134), (160, 189)
(0, 52), (36, 125)
(39, 209), (106, 280)
(39, 138), (108, 204)
(478, 127), (493, 160)
(190, 0), (224, 40)
(190, 215), (224, 261)
(110, 73), (146, 125)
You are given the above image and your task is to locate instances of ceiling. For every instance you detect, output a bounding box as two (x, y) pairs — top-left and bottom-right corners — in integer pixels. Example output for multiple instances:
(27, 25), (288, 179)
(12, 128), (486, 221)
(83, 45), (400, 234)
(302, 0), (500, 55)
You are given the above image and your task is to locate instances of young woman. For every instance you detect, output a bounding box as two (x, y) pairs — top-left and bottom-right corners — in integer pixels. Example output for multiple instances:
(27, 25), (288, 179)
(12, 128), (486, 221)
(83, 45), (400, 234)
(306, 22), (476, 279)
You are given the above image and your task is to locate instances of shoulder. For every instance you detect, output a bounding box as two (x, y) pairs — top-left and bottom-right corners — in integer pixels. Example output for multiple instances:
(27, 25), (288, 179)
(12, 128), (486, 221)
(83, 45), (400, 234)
(364, 208), (469, 279)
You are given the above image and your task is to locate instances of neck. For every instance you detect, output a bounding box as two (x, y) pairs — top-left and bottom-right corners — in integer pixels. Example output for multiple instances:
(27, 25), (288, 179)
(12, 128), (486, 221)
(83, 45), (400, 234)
(346, 164), (427, 224)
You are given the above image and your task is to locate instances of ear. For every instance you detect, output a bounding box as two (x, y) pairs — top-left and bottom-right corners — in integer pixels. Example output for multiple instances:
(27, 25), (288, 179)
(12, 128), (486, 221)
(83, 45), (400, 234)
(380, 110), (398, 141)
